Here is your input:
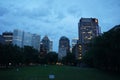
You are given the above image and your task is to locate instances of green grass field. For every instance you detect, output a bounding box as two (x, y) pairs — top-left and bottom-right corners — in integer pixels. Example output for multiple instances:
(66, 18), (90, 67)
(0, 65), (120, 80)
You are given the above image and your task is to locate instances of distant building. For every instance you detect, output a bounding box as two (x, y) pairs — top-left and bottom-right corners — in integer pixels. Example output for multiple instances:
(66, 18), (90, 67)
(78, 18), (100, 57)
(39, 43), (47, 58)
(2, 32), (13, 45)
(13, 29), (24, 47)
(23, 32), (32, 47)
(49, 41), (53, 52)
(72, 42), (82, 60)
(0, 35), (5, 44)
(78, 18), (100, 44)
(58, 36), (70, 60)
(41, 35), (51, 53)
(72, 38), (78, 48)
(13, 29), (40, 51)
(32, 34), (40, 51)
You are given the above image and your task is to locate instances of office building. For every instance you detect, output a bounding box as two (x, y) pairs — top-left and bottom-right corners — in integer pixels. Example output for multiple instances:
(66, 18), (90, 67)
(13, 29), (40, 51)
(58, 36), (70, 60)
(49, 41), (53, 52)
(13, 29), (24, 47)
(41, 35), (50, 53)
(32, 34), (40, 51)
(23, 32), (32, 47)
(72, 38), (78, 48)
(2, 32), (13, 45)
(78, 18), (100, 56)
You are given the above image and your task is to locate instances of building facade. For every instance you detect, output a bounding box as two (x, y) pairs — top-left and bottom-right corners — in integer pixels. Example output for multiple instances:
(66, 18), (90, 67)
(23, 32), (32, 47)
(2, 32), (13, 45)
(78, 18), (100, 44)
(41, 35), (51, 53)
(32, 34), (40, 51)
(49, 41), (53, 52)
(72, 38), (78, 49)
(58, 36), (70, 60)
(78, 18), (100, 57)
(13, 29), (24, 47)
(13, 29), (40, 51)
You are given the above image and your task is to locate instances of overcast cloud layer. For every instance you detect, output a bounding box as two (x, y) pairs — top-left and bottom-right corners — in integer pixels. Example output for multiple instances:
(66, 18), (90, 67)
(0, 0), (120, 51)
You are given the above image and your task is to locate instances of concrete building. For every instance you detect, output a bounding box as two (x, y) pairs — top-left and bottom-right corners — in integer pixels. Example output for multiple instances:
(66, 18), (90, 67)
(72, 42), (82, 60)
(78, 18), (100, 44)
(49, 41), (53, 52)
(41, 35), (50, 53)
(2, 32), (13, 45)
(58, 36), (70, 60)
(72, 38), (78, 48)
(78, 18), (100, 57)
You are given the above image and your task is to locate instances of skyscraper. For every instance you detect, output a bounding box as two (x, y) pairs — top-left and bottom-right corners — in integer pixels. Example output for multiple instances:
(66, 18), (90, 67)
(72, 38), (78, 48)
(23, 32), (32, 47)
(49, 41), (53, 52)
(78, 18), (100, 55)
(2, 32), (13, 45)
(41, 35), (50, 53)
(13, 29), (24, 47)
(13, 29), (40, 51)
(32, 34), (40, 51)
(58, 36), (70, 60)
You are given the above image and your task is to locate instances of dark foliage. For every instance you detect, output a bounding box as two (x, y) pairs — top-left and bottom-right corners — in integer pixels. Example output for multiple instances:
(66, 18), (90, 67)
(82, 25), (120, 73)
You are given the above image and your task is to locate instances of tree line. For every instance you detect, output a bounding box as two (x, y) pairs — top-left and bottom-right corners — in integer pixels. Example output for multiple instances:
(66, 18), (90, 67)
(0, 44), (58, 68)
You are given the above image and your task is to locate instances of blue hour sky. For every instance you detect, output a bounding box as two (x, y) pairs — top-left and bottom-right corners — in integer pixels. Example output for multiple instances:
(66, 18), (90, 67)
(0, 0), (120, 52)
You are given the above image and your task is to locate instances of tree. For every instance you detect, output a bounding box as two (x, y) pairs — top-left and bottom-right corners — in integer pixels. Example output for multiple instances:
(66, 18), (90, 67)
(46, 51), (58, 64)
(82, 25), (120, 72)
(23, 46), (39, 65)
(62, 52), (75, 65)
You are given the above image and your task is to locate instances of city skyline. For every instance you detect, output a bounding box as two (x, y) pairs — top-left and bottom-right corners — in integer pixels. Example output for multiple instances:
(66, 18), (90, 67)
(0, 0), (120, 51)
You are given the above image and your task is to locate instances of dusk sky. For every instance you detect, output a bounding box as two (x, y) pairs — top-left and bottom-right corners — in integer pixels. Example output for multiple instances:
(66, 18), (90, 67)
(0, 0), (120, 52)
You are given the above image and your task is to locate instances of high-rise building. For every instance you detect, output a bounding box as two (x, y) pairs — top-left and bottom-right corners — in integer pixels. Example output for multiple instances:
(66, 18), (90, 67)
(13, 29), (24, 47)
(49, 41), (53, 52)
(13, 29), (40, 51)
(78, 18), (100, 55)
(72, 38), (78, 48)
(78, 18), (100, 43)
(41, 35), (50, 53)
(72, 42), (82, 60)
(23, 32), (32, 47)
(2, 32), (13, 45)
(58, 36), (70, 60)
(32, 34), (40, 51)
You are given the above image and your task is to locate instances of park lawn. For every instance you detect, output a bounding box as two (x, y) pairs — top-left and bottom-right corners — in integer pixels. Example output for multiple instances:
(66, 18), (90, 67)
(0, 65), (120, 80)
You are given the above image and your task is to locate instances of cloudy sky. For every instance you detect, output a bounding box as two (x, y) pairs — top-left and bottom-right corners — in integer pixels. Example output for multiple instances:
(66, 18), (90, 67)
(0, 0), (120, 52)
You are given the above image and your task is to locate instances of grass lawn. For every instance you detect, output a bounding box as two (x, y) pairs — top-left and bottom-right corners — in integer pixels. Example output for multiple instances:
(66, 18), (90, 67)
(0, 65), (120, 80)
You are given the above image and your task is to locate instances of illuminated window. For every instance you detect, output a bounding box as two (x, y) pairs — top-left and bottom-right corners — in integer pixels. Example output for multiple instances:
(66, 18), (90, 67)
(78, 57), (82, 60)
(95, 19), (98, 23)
(88, 31), (92, 34)
(79, 45), (82, 48)
(82, 32), (85, 34)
